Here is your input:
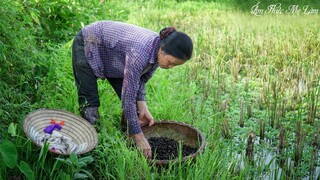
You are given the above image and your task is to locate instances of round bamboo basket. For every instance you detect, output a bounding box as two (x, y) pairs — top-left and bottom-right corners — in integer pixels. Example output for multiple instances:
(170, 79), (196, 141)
(142, 121), (206, 166)
(23, 109), (98, 155)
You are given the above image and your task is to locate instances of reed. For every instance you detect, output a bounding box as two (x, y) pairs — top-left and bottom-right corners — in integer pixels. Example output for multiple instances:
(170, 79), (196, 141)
(278, 128), (286, 151)
(221, 118), (231, 139)
(294, 121), (305, 167)
(246, 104), (252, 119)
(309, 132), (318, 178)
(239, 100), (244, 128)
(277, 128), (286, 168)
(270, 79), (278, 128)
(307, 85), (318, 125)
(245, 132), (255, 163)
(259, 119), (265, 141)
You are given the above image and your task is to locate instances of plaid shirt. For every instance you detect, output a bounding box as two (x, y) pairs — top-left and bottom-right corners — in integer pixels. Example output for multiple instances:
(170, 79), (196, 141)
(82, 21), (160, 135)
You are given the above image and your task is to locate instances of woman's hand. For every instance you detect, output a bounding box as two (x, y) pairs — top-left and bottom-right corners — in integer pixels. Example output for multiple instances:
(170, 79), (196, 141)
(132, 133), (152, 159)
(137, 101), (155, 127)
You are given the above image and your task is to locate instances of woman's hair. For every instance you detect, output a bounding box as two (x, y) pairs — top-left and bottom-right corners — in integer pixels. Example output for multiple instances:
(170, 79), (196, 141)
(159, 27), (193, 61)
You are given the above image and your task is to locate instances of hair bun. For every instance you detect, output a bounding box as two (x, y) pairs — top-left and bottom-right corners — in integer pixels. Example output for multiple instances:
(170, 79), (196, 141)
(159, 27), (176, 40)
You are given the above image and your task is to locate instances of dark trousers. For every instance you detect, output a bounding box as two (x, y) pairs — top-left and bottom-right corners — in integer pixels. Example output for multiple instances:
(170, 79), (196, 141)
(72, 31), (123, 110)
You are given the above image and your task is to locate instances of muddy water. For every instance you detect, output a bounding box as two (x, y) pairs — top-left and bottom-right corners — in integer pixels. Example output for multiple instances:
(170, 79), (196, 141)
(235, 137), (320, 179)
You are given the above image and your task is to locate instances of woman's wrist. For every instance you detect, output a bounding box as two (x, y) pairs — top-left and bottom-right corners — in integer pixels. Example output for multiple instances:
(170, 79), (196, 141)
(137, 101), (147, 111)
(132, 133), (145, 141)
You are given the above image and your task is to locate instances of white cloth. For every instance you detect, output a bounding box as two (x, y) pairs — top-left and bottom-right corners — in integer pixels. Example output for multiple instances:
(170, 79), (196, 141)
(36, 130), (81, 154)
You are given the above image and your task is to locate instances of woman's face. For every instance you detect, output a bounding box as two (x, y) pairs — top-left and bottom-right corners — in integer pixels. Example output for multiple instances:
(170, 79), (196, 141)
(157, 48), (185, 69)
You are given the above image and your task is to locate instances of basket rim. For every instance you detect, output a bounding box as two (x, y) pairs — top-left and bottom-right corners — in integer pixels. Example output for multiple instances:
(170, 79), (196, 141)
(23, 108), (98, 155)
(142, 120), (207, 165)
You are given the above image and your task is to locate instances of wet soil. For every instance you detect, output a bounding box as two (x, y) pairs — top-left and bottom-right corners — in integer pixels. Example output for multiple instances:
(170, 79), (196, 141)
(148, 137), (198, 160)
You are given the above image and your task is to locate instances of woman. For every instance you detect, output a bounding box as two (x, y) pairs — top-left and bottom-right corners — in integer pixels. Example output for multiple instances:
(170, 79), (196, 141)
(72, 20), (193, 159)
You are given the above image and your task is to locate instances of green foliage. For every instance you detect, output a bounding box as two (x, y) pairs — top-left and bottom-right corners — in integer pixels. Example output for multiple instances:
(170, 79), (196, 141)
(0, 0), (45, 88)
(0, 138), (35, 180)
(0, 0), (48, 140)
(56, 153), (95, 179)
(18, 161), (35, 180)
(22, 0), (130, 43)
(8, 123), (17, 137)
(0, 123), (97, 179)
(0, 0), (131, 143)
(1, 0), (319, 179)
(0, 140), (18, 169)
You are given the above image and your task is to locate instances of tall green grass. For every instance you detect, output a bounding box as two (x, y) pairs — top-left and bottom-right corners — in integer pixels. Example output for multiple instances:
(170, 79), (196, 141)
(1, 0), (319, 179)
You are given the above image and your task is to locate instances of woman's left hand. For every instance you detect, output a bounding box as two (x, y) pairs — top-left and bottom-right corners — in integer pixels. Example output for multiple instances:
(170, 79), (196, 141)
(137, 101), (155, 127)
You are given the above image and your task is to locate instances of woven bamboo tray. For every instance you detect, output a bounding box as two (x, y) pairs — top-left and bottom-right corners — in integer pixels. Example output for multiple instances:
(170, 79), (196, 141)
(142, 121), (206, 166)
(23, 109), (98, 155)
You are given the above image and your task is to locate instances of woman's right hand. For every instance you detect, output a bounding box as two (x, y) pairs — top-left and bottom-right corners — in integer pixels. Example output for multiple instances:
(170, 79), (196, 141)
(132, 133), (152, 159)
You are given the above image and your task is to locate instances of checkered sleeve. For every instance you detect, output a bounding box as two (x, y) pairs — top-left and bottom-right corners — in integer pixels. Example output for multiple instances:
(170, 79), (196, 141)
(136, 83), (146, 101)
(136, 66), (158, 101)
(122, 48), (149, 135)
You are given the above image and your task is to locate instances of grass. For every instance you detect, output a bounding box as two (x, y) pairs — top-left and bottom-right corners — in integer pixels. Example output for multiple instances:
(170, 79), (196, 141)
(1, 0), (320, 179)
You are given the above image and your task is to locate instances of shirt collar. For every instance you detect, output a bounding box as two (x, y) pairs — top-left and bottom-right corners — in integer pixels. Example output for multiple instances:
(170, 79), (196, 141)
(149, 37), (160, 64)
